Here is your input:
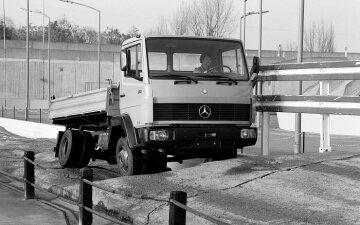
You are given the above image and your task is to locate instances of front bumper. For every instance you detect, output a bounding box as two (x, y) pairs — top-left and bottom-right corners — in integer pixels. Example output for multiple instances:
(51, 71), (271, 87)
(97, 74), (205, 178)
(140, 126), (257, 154)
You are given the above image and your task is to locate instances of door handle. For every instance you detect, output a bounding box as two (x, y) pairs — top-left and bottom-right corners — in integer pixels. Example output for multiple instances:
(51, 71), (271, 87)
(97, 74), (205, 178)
(120, 94), (126, 97)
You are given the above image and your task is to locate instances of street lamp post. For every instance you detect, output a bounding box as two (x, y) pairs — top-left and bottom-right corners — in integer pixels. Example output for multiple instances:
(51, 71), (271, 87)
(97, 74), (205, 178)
(20, 8), (51, 102)
(240, 10), (269, 49)
(258, 0), (269, 155)
(33, 11), (51, 102)
(295, 0), (305, 154)
(242, 0), (247, 46)
(59, 0), (101, 89)
(26, 0), (30, 120)
(2, 0), (6, 106)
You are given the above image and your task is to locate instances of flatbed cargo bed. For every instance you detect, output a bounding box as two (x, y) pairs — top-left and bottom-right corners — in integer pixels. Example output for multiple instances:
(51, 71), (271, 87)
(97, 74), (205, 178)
(49, 85), (119, 121)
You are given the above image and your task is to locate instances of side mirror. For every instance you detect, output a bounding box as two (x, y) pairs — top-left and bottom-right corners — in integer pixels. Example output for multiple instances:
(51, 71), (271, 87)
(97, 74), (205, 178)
(121, 49), (131, 71)
(250, 56), (260, 75)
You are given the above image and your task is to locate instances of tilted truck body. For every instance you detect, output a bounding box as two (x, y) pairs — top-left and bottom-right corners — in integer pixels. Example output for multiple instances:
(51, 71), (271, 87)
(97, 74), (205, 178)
(50, 35), (257, 176)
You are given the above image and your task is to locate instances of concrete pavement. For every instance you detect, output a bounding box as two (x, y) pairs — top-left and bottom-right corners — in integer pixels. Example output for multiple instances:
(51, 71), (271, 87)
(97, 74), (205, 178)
(9, 150), (360, 225)
(92, 151), (360, 225)
(0, 174), (70, 225)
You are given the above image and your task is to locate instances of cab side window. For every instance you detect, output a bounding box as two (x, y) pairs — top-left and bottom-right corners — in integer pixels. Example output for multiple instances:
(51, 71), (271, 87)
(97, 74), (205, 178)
(126, 44), (143, 80)
(222, 49), (245, 75)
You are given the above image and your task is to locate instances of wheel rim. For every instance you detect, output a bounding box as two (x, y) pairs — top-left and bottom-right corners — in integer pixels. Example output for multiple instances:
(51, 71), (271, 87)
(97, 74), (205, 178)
(118, 146), (129, 172)
(60, 139), (69, 158)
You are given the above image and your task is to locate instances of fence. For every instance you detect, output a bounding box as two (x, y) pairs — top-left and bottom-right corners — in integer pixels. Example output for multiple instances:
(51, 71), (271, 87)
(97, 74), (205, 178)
(0, 150), (230, 225)
(254, 60), (360, 155)
(0, 106), (51, 124)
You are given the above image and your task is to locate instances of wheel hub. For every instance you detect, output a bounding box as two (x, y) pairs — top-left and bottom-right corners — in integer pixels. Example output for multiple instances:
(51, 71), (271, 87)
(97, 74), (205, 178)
(61, 139), (68, 156)
(118, 147), (129, 171)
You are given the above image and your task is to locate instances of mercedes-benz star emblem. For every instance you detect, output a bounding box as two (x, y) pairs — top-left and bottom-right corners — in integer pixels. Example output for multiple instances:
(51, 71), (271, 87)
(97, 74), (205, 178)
(199, 105), (211, 119)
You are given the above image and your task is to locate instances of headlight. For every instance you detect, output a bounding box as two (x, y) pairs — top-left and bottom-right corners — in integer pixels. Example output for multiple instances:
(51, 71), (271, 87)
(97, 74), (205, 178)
(240, 129), (256, 139)
(149, 130), (169, 141)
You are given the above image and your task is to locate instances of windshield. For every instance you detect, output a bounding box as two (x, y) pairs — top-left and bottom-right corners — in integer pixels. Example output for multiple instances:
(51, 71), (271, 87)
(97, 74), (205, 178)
(146, 37), (249, 80)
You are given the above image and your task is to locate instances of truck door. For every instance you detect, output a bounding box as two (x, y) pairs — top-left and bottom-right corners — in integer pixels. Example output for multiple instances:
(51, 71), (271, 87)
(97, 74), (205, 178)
(120, 42), (152, 127)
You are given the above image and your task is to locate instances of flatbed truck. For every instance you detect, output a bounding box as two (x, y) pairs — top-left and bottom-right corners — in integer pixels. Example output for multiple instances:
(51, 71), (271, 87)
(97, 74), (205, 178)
(50, 35), (258, 176)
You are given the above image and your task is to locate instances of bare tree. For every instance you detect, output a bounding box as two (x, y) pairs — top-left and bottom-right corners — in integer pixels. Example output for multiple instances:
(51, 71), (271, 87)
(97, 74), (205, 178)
(187, 2), (204, 36)
(315, 21), (335, 52)
(325, 25), (335, 53)
(169, 3), (190, 35)
(285, 21), (335, 53)
(149, 0), (237, 37)
(147, 16), (169, 35)
(283, 41), (297, 51)
(191, 0), (236, 37)
(304, 22), (316, 53)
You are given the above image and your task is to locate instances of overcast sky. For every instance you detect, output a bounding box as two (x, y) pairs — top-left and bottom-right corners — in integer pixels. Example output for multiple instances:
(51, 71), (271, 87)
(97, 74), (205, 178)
(2, 0), (360, 52)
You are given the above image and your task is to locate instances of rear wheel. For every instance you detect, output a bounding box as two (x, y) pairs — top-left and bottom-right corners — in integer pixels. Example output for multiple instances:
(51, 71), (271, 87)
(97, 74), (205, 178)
(58, 129), (82, 167)
(116, 137), (143, 176)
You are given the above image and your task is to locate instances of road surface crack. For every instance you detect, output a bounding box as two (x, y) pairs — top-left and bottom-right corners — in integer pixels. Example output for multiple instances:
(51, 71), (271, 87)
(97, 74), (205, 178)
(146, 202), (168, 225)
(220, 153), (360, 191)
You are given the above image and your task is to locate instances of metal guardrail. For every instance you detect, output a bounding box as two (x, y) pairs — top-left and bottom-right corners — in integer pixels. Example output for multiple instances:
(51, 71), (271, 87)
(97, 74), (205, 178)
(0, 106), (51, 124)
(254, 60), (360, 155)
(4, 150), (230, 225)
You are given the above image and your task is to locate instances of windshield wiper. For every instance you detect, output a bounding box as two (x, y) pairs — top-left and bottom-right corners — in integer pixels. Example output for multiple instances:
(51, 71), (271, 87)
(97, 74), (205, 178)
(196, 75), (238, 85)
(152, 74), (198, 84)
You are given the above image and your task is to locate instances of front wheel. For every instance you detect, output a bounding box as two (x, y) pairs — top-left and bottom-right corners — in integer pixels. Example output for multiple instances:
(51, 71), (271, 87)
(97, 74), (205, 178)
(115, 138), (143, 176)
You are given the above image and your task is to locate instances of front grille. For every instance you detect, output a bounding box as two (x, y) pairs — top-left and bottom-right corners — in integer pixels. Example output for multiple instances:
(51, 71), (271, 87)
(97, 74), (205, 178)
(153, 103), (250, 121)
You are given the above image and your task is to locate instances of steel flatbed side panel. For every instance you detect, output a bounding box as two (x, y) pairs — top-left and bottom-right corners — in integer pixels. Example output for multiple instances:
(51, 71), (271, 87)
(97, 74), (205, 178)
(49, 88), (109, 120)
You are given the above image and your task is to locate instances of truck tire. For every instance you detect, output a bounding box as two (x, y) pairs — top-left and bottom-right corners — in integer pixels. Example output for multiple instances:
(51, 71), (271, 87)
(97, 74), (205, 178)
(211, 148), (238, 161)
(77, 131), (94, 168)
(58, 129), (82, 167)
(116, 137), (143, 176)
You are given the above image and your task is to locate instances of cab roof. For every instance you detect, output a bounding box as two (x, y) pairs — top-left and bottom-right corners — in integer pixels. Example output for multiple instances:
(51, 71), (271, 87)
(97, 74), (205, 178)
(122, 35), (242, 46)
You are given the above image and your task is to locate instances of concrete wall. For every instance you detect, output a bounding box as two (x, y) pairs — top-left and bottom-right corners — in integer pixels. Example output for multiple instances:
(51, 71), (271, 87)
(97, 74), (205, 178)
(0, 40), (121, 104)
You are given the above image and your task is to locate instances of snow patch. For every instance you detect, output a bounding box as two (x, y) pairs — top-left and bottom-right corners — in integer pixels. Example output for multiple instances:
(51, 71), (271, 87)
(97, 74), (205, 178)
(0, 118), (64, 139)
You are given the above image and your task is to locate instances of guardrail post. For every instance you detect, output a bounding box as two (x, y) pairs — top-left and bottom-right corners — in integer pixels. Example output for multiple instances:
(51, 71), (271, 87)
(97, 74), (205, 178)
(13, 106), (15, 119)
(1, 105), (3, 117)
(24, 151), (35, 199)
(169, 191), (187, 225)
(79, 167), (93, 225)
(39, 108), (42, 123)
(261, 112), (270, 156)
(302, 132), (305, 153)
(319, 81), (332, 153)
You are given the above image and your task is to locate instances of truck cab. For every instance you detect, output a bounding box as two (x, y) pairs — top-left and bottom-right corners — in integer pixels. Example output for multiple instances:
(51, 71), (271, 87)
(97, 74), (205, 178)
(51, 35), (257, 176)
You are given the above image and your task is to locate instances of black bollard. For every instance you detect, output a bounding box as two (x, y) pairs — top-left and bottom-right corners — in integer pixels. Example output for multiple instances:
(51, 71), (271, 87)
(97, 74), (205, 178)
(24, 151), (35, 199)
(79, 167), (93, 225)
(169, 191), (187, 225)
